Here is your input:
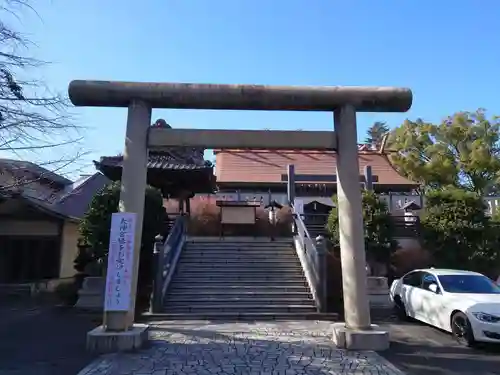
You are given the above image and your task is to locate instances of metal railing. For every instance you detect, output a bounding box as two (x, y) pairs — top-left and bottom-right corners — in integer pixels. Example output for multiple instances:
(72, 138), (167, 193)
(291, 206), (328, 313)
(151, 214), (186, 312)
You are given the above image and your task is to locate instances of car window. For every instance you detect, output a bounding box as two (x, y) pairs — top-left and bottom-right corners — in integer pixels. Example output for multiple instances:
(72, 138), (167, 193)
(421, 272), (439, 291)
(402, 271), (423, 287)
(438, 274), (500, 294)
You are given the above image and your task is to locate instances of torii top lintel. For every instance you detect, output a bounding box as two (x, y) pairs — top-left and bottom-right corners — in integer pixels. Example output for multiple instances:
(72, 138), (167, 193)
(68, 80), (413, 113)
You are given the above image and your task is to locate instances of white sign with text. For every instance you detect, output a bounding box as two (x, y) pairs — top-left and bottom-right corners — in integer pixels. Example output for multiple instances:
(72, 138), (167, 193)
(294, 198), (304, 215)
(104, 212), (136, 312)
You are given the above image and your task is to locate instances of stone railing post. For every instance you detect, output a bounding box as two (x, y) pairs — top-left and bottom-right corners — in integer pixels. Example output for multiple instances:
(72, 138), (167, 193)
(315, 235), (328, 313)
(151, 234), (164, 313)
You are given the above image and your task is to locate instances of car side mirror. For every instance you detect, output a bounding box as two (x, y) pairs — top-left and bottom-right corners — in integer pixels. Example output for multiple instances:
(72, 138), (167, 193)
(428, 283), (439, 293)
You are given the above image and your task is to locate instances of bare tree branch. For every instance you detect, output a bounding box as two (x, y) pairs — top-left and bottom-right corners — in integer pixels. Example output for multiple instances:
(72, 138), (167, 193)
(0, 0), (86, 186)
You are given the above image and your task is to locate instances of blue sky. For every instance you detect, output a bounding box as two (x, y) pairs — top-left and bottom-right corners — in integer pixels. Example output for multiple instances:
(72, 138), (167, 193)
(7, 0), (500, 176)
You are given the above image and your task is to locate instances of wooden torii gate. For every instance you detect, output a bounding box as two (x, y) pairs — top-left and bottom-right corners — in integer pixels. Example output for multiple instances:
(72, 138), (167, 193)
(68, 81), (412, 351)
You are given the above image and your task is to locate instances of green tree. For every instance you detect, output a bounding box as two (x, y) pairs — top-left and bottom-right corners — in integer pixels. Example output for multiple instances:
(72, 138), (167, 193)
(421, 188), (500, 276)
(388, 109), (500, 194)
(326, 190), (398, 271)
(364, 121), (390, 149)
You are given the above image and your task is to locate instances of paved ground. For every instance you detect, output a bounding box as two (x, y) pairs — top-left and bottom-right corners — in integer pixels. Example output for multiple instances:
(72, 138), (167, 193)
(2, 300), (500, 375)
(379, 320), (500, 375)
(78, 321), (404, 375)
(0, 299), (99, 375)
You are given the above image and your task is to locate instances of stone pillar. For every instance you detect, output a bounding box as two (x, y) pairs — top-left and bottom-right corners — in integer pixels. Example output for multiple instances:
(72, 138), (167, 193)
(105, 100), (151, 331)
(332, 105), (389, 350)
(333, 105), (371, 330)
(287, 164), (295, 205)
(315, 235), (328, 313)
(364, 165), (373, 191)
(151, 235), (164, 313)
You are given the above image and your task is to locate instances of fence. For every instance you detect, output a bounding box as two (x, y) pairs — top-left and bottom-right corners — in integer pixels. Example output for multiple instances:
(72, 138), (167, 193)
(191, 192), (500, 217)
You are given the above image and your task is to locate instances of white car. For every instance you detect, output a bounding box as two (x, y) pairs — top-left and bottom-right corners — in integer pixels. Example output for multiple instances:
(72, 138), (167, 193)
(389, 268), (500, 346)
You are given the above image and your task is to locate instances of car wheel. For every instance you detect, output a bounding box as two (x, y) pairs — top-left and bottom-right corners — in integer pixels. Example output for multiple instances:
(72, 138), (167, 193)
(394, 296), (409, 321)
(451, 312), (476, 347)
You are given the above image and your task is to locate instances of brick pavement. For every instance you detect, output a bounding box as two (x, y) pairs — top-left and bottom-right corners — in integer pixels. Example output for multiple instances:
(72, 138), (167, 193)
(78, 320), (405, 375)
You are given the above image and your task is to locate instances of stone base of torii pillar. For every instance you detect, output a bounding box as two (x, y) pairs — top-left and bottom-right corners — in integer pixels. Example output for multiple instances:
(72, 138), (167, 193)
(86, 324), (150, 353)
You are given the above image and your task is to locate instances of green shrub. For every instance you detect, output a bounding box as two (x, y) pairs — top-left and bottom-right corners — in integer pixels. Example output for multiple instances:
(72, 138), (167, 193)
(421, 188), (500, 275)
(77, 181), (165, 309)
(326, 191), (398, 271)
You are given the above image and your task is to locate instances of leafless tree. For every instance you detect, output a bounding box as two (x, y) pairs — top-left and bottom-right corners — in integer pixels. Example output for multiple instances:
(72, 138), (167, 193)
(0, 0), (86, 189)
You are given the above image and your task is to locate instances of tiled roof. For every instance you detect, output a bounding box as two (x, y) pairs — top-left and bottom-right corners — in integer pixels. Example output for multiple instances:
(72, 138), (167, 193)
(55, 172), (110, 219)
(214, 149), (415, 186)
(96, 152), (212, 171)
(0, 172), (111, 221)
(0, 158), (73, 186)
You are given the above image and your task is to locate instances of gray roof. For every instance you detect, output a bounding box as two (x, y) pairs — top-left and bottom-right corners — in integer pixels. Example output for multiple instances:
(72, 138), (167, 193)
(55, 173), (110, 219)
(401, 200), (421, 210)
(96, 151), (212, 171)
(0, 172), (110, 221)
(0, 158), (73, 186)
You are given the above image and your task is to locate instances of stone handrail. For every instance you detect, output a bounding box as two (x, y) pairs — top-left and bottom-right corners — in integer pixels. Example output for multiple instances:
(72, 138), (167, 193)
(151, 215), (186, 312)
(291, 206), (328, 312)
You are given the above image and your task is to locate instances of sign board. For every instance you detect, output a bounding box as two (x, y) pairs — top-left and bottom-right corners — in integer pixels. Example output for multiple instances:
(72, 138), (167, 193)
(104, 212), (137, 312)
(221, 206), (256, 224)
(294, 198), (304, 216)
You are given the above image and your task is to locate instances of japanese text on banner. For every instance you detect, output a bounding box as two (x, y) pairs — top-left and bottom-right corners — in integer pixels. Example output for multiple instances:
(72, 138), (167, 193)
(104, 212), (136, 312)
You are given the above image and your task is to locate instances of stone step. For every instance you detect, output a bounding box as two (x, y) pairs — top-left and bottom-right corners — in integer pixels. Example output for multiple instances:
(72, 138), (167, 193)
(178, 259), (301, 266)
(164, 297), (315, 306)
(162, 304), (317, 314)
(143, 312), (339, 321)
(168, 284), (310, 292)
(185, 247), (295, 251)
(180, 257), (297, 263)
(185, 245), (294, 251)
(174, 274), (306, 281)
(176, 263), (302, 275)
(169, 281), (309, 288)
(181, 252), (297, 258)
(186, 240), (293, 245)
(184, 246), (295, 250)
(166, 290), (313, 298)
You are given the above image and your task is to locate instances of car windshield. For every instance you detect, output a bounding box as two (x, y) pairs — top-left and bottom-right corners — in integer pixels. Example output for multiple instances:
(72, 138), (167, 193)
(438, 274), (500, 294)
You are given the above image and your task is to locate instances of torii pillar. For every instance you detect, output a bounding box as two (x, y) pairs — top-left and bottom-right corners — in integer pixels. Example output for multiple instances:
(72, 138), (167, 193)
(68, 80), (412, 352)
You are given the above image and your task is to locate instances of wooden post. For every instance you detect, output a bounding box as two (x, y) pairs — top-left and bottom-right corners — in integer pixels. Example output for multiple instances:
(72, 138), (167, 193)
(364, 165), (374, 191)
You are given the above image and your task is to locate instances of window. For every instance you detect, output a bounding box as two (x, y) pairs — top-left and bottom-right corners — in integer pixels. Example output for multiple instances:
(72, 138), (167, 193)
(438, 274), (500, 294)
(402, 271), (423, 287)
(422, 273), (439, 292)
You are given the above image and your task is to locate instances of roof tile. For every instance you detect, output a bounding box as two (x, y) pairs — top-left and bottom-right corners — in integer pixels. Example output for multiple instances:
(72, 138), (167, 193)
(98, 152), (212, 171)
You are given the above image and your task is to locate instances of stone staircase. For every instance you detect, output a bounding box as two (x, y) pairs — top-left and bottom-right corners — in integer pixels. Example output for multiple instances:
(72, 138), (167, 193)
(161, 237), (320, 320)
(305, 222), (327, 239)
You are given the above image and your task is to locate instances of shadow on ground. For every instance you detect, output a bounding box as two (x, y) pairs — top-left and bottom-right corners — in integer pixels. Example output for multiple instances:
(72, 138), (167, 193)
(0, 299), (100, 375)
(379, 320), (500, 375)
